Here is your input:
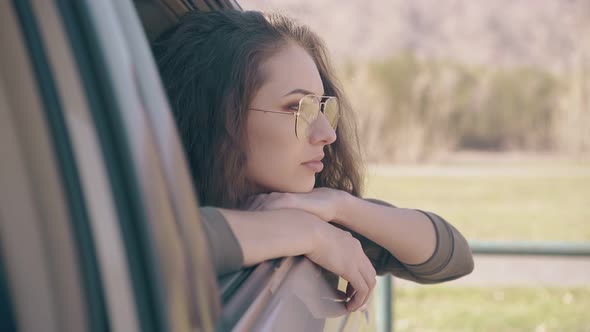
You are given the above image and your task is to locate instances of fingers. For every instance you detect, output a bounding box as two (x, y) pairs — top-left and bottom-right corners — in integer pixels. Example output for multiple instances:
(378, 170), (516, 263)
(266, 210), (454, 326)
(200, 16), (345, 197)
(344, 255), (376, 312)
(344, 271), (368, 312)
(304, 224), (376, 312)
(358, 257), (377, 308)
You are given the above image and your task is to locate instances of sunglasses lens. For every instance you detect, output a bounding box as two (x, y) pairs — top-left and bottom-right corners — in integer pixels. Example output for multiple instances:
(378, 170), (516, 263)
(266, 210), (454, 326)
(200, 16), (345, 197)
(324, 97), (339, 129)
(296, 95), (320, 139)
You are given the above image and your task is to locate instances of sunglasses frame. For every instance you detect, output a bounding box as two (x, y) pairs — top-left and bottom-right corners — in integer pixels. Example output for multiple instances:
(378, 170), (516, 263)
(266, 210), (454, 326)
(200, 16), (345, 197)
(249, 94), (339, 140)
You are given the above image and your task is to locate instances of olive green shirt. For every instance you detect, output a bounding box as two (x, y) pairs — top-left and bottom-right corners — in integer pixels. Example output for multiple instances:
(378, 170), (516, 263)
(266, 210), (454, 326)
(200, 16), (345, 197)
(200, 199), (474, 284)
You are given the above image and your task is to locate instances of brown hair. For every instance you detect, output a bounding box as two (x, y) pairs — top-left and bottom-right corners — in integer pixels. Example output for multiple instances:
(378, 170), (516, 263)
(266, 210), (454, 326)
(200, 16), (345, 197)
(153, 10), (364, 208)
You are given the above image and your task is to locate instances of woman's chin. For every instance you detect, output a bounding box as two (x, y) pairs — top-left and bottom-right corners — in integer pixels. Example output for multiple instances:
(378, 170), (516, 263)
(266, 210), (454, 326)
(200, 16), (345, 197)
(294, 180), (316, 193)
(259, 175), (316, 193)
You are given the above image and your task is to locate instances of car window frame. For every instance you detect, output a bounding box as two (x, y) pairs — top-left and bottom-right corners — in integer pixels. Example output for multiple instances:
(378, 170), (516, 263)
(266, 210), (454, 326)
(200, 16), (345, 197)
(58, 0), (222, 330)
(1, 1), (104, 331)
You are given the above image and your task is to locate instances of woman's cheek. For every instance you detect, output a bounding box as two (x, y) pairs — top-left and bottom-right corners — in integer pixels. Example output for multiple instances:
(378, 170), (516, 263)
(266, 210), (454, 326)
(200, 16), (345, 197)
(246, 113), (310, 192)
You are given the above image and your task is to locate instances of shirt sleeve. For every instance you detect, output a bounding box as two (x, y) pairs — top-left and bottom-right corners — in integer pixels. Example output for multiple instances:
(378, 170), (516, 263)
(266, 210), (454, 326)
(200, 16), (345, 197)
(199, 206), (244, 276)
(350, 198), (474, 284)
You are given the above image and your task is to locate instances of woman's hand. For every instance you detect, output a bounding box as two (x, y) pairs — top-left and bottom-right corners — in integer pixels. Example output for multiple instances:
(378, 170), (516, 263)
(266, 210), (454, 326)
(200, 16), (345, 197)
(241, 193), (375, 311)
(246, 187), (349, 222)
(305, 220), (376, 312)
(222, 206), (375, 311)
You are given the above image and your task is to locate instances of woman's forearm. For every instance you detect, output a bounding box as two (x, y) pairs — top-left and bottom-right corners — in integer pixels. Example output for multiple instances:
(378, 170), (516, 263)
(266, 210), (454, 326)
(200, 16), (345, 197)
(336, 194), (437, 265)
(217, 207), (378, 310)
(217, 208), (315, 266)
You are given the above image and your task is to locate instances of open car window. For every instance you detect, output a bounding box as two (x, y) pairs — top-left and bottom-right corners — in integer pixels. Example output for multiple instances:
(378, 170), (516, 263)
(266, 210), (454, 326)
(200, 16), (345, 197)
(136, 2), (371, 330)
(2, 0), (372, 330)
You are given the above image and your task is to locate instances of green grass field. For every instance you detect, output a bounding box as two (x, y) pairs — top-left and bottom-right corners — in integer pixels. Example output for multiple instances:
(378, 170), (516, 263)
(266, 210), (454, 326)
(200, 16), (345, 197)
(393, 286), (590, 332)
(365, 160), (590, 241)
(365, 156), (590, 331)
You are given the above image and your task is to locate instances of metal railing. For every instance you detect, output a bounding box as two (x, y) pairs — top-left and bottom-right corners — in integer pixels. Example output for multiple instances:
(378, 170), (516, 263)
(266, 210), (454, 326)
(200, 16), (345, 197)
(469, 241), (590, 256)
(376, 240), (590, 332)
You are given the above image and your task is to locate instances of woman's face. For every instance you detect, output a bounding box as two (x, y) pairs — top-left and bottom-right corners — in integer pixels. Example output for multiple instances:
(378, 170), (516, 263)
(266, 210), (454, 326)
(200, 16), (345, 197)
(245, 43), (337, 193)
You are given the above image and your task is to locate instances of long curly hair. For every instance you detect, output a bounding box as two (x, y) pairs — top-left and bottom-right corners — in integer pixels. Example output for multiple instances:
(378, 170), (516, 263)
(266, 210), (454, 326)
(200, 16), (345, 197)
(152, 10), (364, 208)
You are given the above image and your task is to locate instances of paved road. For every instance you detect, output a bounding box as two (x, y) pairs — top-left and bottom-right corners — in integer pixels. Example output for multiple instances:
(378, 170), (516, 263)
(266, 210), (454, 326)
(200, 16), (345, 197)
(395, 255), (590, 287)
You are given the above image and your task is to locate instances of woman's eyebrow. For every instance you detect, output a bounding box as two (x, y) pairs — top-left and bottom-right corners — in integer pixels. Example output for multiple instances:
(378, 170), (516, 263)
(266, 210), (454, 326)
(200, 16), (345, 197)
(282, 88), (318, 97)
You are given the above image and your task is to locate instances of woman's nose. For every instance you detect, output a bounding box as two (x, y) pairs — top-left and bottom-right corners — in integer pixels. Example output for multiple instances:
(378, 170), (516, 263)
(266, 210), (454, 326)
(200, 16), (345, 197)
(308, 112), (337, 145)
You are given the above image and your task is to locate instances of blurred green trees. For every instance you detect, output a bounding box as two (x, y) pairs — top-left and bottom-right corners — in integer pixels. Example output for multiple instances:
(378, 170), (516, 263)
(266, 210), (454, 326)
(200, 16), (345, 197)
(342, 53), (589, 162)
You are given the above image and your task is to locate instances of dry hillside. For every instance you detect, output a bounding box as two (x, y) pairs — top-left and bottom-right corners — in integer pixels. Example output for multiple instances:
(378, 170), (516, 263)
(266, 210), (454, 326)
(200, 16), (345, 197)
(241, 0), (590, 72)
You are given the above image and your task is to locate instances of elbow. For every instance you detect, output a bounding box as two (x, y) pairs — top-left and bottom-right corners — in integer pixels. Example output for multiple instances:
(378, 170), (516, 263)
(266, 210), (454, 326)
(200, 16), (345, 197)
(414, 260), (474, 285)
(463, 251), (475, 275)
(451, 234), (475, 279)
(449, 253), (474, 280)
(446, 249), (475, 282)
(436, 224), (475, 281)
(440, 243), (475, 282)
(413, 211), (474, 283)
(415, 247), (475, 284)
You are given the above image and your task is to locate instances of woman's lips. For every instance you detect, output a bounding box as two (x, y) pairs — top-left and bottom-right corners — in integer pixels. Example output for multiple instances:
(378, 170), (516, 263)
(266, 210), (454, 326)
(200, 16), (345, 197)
(302, 160), (324, 172)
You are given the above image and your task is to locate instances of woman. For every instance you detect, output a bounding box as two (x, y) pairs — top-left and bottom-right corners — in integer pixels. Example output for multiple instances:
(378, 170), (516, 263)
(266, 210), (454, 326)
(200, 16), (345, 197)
(152, 10), (473, 312)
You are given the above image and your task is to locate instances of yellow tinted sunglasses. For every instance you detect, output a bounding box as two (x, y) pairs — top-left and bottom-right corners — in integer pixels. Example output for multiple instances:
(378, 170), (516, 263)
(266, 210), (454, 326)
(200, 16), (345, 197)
(249, 94), (339, 140)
